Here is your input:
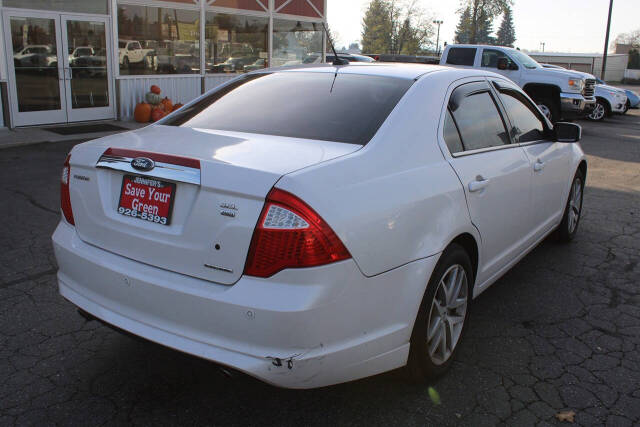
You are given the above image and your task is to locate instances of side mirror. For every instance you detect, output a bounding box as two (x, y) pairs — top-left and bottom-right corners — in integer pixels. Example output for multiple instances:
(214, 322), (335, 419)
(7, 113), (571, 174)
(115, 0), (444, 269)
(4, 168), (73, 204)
(554, 122), (582, 143)
(497, 57), (509, 70)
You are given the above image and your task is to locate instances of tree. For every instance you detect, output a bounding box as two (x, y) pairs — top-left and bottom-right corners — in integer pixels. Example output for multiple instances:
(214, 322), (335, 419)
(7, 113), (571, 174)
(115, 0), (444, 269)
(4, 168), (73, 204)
(454, 7), (472, 44)
(496, 5), (516, 47)
(361, 0), (434, 55)
(361, 0), (392, 54)
(456, 0), (512, 44)
(475, 9), (495, 45)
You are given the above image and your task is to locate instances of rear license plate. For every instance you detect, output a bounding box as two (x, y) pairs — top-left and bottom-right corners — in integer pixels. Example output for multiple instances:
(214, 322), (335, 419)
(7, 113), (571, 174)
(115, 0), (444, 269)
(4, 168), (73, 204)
(118, 175), (176, 225)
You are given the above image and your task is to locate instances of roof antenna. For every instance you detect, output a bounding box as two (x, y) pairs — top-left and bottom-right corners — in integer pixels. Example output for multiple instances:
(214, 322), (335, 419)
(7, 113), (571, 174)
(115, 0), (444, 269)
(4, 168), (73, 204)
(322, 22), (348, 66)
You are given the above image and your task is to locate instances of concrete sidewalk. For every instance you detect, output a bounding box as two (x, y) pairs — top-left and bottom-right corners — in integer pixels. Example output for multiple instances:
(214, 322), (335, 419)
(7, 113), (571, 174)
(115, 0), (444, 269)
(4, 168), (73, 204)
(0, 120), (147, 150)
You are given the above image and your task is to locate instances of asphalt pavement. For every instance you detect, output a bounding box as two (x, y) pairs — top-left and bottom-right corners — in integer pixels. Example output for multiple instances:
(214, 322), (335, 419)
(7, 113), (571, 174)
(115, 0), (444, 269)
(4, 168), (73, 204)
(0, 110), (639, 426)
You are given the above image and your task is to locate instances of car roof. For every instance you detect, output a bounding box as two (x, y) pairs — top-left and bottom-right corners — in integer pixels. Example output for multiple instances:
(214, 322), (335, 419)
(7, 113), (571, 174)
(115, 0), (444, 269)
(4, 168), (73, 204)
(255, 62), (494, 81)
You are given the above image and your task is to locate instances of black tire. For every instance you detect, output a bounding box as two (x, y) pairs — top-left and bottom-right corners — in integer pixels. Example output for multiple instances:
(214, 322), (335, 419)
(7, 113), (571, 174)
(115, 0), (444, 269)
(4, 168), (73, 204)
(587, 98), (609, 122)
(535, 97), (560, 123)
(405, 243), (472, 381)
(122, 56), (129, 69)
(558, 169), (585, 242)
(622, 100), (630, 115)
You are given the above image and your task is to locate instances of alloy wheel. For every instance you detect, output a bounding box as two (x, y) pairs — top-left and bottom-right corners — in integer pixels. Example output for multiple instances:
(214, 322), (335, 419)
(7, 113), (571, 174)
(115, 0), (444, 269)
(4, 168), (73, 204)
(426, 264), (468, 365)
(567, 177), (583, 234)
(588, 102), (606, 121)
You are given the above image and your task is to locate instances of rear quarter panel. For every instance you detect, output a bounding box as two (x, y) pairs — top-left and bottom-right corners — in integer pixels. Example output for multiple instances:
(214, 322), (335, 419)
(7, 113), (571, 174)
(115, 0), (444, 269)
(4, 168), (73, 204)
(277, 71), (480, 277)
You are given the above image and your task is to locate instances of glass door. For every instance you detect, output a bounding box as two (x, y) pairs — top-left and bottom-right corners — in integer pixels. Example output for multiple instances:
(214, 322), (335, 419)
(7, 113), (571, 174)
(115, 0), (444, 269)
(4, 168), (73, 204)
(3, 10), (67, 126)
(61, 15), (114, 122)
(3, 10), (115, 126)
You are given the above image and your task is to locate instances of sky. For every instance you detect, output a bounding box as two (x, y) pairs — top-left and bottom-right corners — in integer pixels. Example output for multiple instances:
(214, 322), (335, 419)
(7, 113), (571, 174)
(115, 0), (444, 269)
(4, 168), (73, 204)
(327, 0), (639, 54)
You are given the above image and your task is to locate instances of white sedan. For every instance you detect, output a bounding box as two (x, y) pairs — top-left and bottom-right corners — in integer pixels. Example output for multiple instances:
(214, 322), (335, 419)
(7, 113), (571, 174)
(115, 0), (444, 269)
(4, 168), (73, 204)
(53, 63), (586, 388)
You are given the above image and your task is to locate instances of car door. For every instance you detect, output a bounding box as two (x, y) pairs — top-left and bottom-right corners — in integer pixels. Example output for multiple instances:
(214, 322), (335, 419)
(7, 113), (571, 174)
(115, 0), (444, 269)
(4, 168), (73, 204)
(480, 48), (522, 84)
(443, 81), (533, 286)
(490, 79), (571, 237)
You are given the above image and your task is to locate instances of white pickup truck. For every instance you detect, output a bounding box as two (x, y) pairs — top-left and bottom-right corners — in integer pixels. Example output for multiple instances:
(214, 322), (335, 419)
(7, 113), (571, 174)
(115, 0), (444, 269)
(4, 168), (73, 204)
(440, 45), (596, 122)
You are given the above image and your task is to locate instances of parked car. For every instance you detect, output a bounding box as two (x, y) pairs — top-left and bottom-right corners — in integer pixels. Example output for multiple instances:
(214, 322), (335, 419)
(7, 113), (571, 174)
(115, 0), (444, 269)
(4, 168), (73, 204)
(13, 44), (57, 67)
(243, 58), (267, 72)
(595, 78), (639, 112)
(69, 47), (95, 67)
(540, 65), (630, 119)
(211, 56), (259, 73)
(588, 82), (628, 121)
(441, 45), (596, 122)
(118, 40), (146, 68)
(53, 64), (586, 389)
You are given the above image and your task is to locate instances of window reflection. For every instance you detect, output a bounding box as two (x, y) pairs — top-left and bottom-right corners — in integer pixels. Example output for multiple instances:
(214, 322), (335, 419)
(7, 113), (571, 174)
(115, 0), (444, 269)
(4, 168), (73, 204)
(205, 13), (268, 74)
(272, 20), (323, 67)
(117, 5), (200, 75)
(9, 17), (61, 112)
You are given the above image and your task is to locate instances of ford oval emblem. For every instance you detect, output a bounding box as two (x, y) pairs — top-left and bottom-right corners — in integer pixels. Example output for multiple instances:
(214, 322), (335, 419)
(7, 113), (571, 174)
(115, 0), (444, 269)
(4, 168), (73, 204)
(131, 157), (155, 171)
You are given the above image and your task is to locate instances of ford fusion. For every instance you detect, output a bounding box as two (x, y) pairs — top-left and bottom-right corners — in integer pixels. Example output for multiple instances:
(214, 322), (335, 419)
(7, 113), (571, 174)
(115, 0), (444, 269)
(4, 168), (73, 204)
(53, 64), (586, 388)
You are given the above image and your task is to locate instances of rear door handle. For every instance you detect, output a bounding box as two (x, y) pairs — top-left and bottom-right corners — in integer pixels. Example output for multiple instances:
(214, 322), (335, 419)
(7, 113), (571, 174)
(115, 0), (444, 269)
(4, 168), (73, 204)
(534, 159), (545, 172)
(468, 176), (490, 192)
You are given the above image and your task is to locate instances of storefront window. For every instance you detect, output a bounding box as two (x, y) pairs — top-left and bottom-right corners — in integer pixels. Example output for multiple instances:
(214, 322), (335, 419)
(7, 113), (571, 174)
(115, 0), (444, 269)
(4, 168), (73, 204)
(3, 0), (108, 14)
(272, 19), (323, 67)
(205, 13), (268, 74)
(117, 4), (200, 75)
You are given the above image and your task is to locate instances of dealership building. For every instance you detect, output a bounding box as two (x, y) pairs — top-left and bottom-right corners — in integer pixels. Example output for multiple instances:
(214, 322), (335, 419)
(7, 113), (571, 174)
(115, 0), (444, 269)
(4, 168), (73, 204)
(528, 52), (629, 82)
(0, 0), (326, 128)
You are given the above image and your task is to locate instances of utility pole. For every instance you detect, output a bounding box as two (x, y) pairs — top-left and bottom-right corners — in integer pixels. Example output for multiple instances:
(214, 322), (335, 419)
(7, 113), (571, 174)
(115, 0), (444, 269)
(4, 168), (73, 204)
(601, 0), (614, 80)
(433, 20), (443, 56)
(540, 42), (545, 52)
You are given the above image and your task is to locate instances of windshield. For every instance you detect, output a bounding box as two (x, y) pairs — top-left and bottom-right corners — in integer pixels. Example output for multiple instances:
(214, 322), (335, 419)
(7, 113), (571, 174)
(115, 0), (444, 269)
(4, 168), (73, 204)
(164, 72), (414, 145)
(509, 50), (540, 69)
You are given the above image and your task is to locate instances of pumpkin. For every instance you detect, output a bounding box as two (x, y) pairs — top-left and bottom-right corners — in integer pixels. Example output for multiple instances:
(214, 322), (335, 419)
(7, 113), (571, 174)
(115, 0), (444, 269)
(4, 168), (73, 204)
(150, 85), (161, 95)
(133, 102), (152, 123)
(172, 103), (184, 112)
(145, 91), (162, 105)
(150, 107), (166, 122)
(161, 97), (173, 112)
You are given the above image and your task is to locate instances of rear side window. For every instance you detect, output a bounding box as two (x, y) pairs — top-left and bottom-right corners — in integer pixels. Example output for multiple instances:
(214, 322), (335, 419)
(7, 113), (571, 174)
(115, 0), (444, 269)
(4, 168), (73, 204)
(164, 72), (413, 145)
(449, 86), (509, 151)
(496, 89), (546, 143)
(443, 110), (463, 154)
(446, 48), (476, 66)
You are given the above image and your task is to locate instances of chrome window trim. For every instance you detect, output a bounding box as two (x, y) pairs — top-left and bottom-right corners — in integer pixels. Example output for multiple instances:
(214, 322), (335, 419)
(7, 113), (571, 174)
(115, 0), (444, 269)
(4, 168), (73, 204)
(96, 154), (201, 185)
(450, 142), (520, 158)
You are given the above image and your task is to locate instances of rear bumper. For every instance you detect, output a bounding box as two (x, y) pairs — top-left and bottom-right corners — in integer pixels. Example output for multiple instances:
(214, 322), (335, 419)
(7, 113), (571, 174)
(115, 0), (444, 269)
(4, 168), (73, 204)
(560, 93), (595, 119)
(52, 221), (437, 389)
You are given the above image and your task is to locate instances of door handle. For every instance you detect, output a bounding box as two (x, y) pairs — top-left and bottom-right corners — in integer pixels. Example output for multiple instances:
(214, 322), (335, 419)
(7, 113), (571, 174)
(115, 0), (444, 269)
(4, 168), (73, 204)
(468, 176), (490, 192)
(534, 159), (545, 172)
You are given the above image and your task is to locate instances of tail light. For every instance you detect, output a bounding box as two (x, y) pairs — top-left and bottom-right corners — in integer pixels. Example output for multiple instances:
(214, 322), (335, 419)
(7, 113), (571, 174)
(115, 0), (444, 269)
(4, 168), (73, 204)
(60, 154), (74, 225)
(244, 188), (351, 278)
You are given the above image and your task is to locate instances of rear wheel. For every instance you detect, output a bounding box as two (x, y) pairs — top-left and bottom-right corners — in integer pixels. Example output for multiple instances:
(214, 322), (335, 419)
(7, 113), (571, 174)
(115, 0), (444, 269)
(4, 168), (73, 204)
(558, 169), (584, 242)
(406, 244), (472, 380)
(587, 99), (608, 121)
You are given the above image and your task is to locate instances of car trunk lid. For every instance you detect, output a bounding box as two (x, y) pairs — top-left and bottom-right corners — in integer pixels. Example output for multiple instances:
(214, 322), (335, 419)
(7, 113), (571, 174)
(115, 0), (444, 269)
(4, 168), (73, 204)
(68, 125), (360, 285)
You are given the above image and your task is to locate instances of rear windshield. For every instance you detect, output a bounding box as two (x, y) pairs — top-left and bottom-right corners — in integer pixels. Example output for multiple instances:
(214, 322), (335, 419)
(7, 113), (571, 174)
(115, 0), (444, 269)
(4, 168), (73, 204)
(164, 72), (413, 145)
(446, 47), (476, 66)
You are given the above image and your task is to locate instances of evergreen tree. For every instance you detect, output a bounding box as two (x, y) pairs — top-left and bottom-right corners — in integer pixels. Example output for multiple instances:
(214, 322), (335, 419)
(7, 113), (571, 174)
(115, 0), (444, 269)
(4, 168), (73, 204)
(454, 7), (472, 44)
(361, 0), (392, 54)
(496, 5), (516, 47)
(475, 9), (495, 44)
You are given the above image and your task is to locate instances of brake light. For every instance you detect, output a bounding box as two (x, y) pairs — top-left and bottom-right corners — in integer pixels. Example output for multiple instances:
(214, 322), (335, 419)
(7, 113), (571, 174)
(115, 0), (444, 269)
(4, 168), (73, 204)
(60, 154), (74, 225)
(244, 188), (351, 278)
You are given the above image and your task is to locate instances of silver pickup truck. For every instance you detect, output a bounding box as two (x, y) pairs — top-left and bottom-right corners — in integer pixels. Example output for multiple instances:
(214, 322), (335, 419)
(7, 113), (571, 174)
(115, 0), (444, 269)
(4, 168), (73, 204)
(440, 44), (596, 122)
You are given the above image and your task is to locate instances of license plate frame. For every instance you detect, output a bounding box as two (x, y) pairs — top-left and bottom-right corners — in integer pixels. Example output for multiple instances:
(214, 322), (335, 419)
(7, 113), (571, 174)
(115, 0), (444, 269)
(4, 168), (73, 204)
(117, 175), (176, 226)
